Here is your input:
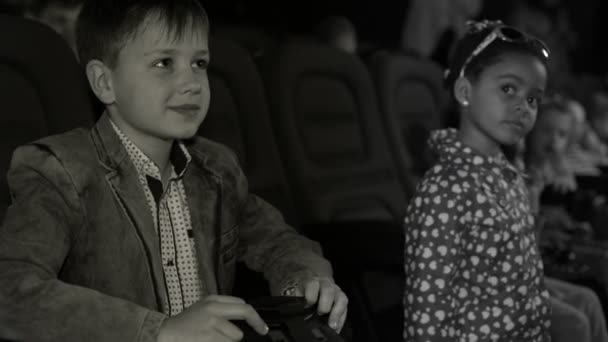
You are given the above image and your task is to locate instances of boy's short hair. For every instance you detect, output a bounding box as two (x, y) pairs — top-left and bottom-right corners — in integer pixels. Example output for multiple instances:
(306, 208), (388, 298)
(76, 0), (209, 68)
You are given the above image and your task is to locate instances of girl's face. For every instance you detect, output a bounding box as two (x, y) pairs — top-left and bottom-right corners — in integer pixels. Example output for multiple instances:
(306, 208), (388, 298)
(459, 52), (547, 156)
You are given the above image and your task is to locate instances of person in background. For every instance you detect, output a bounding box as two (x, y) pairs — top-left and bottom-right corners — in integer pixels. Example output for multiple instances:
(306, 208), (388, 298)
(24, 0), (83, 54)
(314, 15), (357, 54)
(400, 0), (483, 68)
(587, 91), (608, 148)
(524, 96), (608, 342)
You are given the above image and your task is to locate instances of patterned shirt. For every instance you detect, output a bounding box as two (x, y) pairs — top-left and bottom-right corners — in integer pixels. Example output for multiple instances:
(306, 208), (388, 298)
(111, 121), (203, 316)
(403, 129), (551, 341)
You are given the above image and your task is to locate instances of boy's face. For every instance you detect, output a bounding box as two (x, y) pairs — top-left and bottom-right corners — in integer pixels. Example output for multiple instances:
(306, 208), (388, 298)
(528, 110), (572, 158)
(107, 18), (210, 142)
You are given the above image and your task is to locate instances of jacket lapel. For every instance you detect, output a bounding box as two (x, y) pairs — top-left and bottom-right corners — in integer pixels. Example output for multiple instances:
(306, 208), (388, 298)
(183, 160), (222, 294)
(91, 114), (167, 311)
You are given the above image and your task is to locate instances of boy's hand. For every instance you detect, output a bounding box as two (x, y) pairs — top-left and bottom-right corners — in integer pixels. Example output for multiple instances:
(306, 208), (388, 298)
(287, 276), (348, 333)
(157, 295), (268, 342)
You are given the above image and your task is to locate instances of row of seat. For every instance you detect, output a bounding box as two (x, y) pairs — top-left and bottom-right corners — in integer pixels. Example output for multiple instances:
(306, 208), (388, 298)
(0, 15), (449, 342)
(202, 28), (448, 342)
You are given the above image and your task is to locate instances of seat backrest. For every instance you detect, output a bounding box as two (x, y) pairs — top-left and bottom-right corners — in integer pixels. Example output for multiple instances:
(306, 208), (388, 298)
(369, 50), (448, 185)
(213, 25), (279, 62)
(0, 14), (96, 219)
(260, 37), (409, 224)
(198, 36), (298, 225)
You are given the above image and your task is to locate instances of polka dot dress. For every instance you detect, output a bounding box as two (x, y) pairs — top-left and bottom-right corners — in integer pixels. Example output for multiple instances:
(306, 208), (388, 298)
(111, 121), (203, 316)
(403, 129), (551, 341)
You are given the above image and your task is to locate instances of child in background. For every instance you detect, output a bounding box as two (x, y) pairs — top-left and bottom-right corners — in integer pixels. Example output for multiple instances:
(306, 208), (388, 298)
(525, 96), (578, 198)
(587, 91), (608, 149)
(561, 97), (608, 175)
(403, 20), (551, 341)
(524, 97), (608, 342)
(0, 0), (347, 341)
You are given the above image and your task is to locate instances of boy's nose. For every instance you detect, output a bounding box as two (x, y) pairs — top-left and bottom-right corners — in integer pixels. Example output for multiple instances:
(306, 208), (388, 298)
(177, 70), (203, 95)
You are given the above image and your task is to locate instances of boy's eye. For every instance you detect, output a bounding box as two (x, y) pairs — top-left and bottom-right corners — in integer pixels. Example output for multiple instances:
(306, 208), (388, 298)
(153, 58), (172, 68)
(193, 59), (209, 69)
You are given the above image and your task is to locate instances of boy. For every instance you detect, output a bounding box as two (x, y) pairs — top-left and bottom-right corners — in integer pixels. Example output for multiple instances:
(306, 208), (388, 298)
(0, 0), (347, 341)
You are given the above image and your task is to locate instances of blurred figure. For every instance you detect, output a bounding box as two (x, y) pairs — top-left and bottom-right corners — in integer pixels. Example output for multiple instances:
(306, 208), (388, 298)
(504, 0), (576, 90)
(526, 95), (579, 195)
(562, 97), (608, 175)
(314, 15), (357, 54)
(523, 97), (608, 342)
(24, 0), (83, 54)
(400, 0), (483, 67)
(588, 91), (608, 147)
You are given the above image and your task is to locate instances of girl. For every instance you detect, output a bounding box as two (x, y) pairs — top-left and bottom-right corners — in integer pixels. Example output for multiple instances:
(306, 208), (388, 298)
(403, 20), (551, 341)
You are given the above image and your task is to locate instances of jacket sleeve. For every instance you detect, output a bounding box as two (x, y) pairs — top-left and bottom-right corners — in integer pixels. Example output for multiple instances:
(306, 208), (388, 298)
(237, 194), (333, 294)
(403, 174), (466, 341)
(0, 145), (166, 342)
(221, 149), (332, 294)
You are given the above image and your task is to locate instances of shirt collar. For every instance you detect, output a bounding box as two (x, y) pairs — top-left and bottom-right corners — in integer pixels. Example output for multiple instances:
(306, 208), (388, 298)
(109, 119), (192, 179)
(428, 128), (520, 179)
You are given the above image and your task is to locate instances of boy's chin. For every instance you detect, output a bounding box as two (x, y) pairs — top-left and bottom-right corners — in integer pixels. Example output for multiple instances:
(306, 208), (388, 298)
(162, 127), (200, 141)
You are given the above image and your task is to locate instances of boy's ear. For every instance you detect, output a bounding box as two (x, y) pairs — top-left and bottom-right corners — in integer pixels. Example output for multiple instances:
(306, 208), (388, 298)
(85, 60), (115, 105)
(453, 76), (471, 107)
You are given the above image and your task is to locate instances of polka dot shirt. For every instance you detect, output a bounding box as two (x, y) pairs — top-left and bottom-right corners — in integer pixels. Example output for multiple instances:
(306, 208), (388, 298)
(111, 121), (203, 316)
(403, 129), (551, 341)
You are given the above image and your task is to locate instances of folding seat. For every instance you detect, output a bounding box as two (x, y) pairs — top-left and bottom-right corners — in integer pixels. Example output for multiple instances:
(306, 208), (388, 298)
(198, 36), (301, 299)
(260, 36), (407, 342)
(200, 36), (298, 226)
(367, 50), (448, 186)
(213, 25), (280, 62)
(261, 37), (409, 224)
(0, 14), (96, 220)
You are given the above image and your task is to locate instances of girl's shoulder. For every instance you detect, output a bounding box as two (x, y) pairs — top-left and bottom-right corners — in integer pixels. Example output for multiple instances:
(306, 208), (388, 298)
(415, 161), (479, 199)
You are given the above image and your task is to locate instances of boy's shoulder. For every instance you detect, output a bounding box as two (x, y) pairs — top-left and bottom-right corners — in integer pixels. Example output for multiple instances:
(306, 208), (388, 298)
(183, 136), (244, 177)
(21, 127), (94, 163)
(186, 136), (238, 165)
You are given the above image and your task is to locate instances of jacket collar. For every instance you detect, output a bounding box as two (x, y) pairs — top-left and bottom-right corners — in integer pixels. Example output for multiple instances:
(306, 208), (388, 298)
(90, 112), (227, 302)
(91, 112), (220, 173)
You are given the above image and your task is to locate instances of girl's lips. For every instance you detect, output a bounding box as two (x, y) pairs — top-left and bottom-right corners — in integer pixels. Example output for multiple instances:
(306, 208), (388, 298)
(504, 121), (525, 130)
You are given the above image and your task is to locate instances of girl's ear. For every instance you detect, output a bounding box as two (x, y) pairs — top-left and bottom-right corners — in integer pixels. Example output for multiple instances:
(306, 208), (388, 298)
(85, 59), (116, 105)
(453, 76), (472, 107)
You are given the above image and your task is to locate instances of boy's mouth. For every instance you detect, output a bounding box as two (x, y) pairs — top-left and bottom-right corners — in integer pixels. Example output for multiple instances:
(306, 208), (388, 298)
(168, 104), (201, 116)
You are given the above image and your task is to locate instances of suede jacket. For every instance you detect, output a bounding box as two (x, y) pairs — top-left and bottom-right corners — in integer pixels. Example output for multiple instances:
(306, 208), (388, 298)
(0, 114), (332, 341)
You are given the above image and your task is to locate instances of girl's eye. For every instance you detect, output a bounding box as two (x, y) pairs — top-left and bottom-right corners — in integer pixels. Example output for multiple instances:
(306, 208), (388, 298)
(154, 58), (172, 68)
(527, 96), (539, 108)
(501, 85), (515, 94)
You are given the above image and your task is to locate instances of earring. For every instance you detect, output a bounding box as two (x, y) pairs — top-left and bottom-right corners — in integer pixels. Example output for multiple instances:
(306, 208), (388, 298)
(461, 100), (469, 107)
